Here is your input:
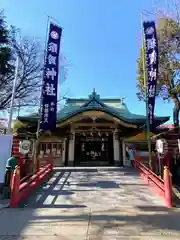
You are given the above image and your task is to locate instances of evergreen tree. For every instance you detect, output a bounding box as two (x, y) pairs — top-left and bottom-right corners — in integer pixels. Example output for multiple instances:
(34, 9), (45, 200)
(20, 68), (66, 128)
(0, 12), (12, 76)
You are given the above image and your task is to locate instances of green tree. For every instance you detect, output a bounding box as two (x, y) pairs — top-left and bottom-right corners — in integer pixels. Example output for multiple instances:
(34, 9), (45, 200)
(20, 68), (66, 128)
(0, 11), (12, 77)
(12, 120), (26, 133)
(136, 17), (180, 125)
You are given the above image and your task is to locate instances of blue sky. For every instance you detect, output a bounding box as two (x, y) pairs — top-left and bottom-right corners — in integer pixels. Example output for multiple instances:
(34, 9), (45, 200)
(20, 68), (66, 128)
(1, 0), (173, 122)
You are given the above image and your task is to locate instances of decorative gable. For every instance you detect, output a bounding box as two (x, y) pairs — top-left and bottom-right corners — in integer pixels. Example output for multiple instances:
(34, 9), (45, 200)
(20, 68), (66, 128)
(81, 89), (106, 108)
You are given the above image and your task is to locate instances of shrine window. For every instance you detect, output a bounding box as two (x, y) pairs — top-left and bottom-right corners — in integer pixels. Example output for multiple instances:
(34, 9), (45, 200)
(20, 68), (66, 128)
(39, 142), (63, 158)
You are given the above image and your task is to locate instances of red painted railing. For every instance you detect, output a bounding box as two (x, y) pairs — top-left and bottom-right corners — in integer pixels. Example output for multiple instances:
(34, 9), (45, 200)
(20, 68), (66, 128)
(134, 158), (173, 208)
(9, 159), (53, 208)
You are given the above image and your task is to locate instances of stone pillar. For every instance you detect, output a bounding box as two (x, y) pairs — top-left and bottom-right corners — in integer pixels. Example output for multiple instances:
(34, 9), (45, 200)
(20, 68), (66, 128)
(122, 141), (130, 166)
(68, 131), (75, 165)
(62, 139), (66, 165)
(113, 130), (120, 165)
(119, 140), (123, 166)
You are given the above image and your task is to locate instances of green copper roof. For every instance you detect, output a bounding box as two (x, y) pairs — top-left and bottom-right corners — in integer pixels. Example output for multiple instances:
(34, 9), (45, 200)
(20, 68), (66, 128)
(56, 90), (169, 126)
(18, 90), (170, 127)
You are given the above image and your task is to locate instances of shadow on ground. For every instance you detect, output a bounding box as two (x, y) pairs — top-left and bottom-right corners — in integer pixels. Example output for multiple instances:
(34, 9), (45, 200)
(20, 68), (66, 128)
(0, 205), (180, 238)
(21, 168), (87, 209)
(0, 167), (179, 238)
(72, 180), (120, 188)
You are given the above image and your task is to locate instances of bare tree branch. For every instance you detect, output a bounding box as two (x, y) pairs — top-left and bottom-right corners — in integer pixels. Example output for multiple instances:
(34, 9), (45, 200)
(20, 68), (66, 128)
(0, 20), (71, 118)
(0, 32), (42, 109)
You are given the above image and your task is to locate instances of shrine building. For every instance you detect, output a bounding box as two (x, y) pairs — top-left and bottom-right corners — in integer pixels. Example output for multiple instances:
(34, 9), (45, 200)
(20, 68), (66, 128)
(16, 89), (169, 167)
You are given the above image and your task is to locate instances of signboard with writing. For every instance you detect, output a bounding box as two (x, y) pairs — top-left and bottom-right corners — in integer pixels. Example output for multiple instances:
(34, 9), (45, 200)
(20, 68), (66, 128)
(39, 23), (62, 132)
(143, 21), (158, 131)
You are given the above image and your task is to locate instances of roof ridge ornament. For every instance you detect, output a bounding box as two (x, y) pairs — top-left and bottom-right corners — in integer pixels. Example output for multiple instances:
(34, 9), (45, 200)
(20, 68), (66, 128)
(120, 97), (126, 104)
(89, 88), (100, 100)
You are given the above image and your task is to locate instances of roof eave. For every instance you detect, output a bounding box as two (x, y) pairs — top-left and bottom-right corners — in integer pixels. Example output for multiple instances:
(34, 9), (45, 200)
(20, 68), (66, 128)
(139, 116), (170, 130)
(57, 107), (145, 127)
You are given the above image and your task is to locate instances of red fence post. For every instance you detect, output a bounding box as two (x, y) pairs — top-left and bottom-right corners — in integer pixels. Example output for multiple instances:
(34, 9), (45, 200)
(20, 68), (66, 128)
(163, 166), (172, 208)
(10, 166), (20, 208)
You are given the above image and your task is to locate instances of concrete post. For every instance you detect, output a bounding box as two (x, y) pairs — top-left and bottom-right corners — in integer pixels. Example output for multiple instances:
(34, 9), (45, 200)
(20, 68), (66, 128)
(62, 139), (66, 165)
(113, 129), (120, 165)
(68, 131), (75, 165)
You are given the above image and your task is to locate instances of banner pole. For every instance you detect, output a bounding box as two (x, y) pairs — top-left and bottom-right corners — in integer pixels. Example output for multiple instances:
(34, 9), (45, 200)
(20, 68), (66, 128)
(7, 55), (19, 134)
(33, 16), (50, 172)
(141, 13), (152, 168)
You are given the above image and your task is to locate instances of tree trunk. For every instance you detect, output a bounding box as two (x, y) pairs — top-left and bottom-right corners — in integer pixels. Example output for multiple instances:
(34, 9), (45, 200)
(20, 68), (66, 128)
(173, 97), (180, 128)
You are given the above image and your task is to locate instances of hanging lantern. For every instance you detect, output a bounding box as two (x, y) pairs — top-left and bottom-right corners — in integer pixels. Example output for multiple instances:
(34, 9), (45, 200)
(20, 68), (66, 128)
(40, 150), (44, 158)
(57, 149), (61, 155)
(81, 143), (85, 151)
(101, 143), (104, 151)
(46, 149), (50, 154)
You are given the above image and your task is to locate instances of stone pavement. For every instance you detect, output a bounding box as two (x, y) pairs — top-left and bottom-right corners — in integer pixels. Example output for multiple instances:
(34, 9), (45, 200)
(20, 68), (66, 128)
(0, 167), (180, 239)
(0, 195), (9, 209)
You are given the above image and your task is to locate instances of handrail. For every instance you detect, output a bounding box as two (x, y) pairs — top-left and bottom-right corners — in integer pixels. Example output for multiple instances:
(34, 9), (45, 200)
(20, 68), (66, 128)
(135, 160), (162, 184)
(134, 157), (172, 208)
(9, 159), (53, 208)
(136, 162), (164, 193)
(19, 164), (50, 192)
(20, 173), (33, 183)
(135, 160), (164, 186)
(135, 157), (163, 182)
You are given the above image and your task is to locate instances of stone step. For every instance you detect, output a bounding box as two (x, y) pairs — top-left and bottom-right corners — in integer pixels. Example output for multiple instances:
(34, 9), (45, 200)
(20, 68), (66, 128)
(78, 161), (110, 166)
